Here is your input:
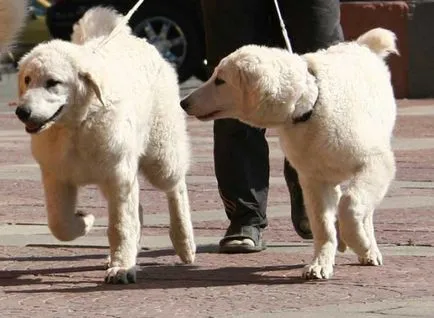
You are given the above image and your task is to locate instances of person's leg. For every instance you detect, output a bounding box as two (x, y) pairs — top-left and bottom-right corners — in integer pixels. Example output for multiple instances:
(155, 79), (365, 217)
(214, 119), (269, 252)
(284, 160), (312, 239)
(271, 0), (344, 239)
(200, 0), (271, 252)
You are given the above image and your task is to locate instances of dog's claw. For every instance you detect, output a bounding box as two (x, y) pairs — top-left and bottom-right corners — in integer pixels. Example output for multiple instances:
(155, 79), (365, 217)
(302, 264), (333, 280)
(358, 248), (383, 266)
(105, 266), (137, 284)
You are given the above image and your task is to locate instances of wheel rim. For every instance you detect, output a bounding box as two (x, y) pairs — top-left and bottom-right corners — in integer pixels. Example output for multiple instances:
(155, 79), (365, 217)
(133, 16), (187, 69)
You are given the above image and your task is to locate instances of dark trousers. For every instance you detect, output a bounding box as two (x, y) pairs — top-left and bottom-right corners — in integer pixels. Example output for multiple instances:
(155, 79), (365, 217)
(200, 0), (344, 229)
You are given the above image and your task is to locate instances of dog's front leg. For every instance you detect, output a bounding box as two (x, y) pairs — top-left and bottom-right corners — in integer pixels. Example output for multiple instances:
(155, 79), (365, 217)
(42, 170), (94, 241)
(299, 178), (341, 280)
(100, 175), (141, 284)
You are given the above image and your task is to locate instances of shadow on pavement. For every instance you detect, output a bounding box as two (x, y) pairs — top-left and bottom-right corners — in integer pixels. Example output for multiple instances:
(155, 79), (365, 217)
(0, 244), (316, 292)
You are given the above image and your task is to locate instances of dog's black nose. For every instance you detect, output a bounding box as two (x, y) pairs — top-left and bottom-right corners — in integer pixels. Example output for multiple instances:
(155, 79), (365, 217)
(15, 106), (32, 122)
(180, 98), (189, 111)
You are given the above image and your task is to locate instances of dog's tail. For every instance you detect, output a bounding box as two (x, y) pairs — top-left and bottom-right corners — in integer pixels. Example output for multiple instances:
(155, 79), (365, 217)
(71, 6), (130, 44)
(0, 0), (28, 54)
(356, 28), (398, 58)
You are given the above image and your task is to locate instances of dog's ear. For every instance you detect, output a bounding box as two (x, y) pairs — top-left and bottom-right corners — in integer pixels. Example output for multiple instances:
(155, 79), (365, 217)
(79, 71), (105, 107)
(291, 70), (318, 122)
(238, 62), (279, 115)
(239, 62), (279, 97)
(237, 68), (262, 115)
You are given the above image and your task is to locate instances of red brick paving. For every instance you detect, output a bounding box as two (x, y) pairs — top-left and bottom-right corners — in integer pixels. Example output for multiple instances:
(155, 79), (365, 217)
(1, 74), (433, 316)
(394, 116), (434, 138)
(0, 246), (433, 317)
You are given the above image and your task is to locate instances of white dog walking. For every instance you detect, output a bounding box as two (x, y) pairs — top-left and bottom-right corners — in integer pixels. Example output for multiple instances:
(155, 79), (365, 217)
(182, 28), (397, 279)
(15, 7), (195, 284)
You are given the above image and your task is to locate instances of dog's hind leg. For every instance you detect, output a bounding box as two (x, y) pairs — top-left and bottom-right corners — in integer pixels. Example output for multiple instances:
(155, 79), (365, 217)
(42, 170), (94, 241)
(166, 179), (195, 264)
(338, 151), (395, 266)
(140, 159), (196, 265)
(299, 178), (341, 280)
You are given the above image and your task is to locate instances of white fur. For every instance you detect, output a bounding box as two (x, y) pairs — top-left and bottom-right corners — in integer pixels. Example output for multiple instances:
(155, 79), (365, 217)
(183, 28), (398, 280)
(71, 6), (130, 45)
(0, 0), (27, 56)
(17, 7), (195, 284)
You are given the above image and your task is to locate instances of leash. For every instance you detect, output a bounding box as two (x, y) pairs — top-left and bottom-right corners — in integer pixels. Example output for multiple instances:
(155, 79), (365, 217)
(93, 0), (146, 52)
(95, 0), (292, 55)
(271, 2), (319, 124)
(272, 0), (293, 53)
(89, 0), (166, 107)
(97, 0), (293, 54)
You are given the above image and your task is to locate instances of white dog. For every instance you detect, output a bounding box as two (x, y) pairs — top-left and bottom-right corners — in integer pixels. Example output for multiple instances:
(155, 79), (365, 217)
(182, 28), (397, 279)
(0, 0), (27, 57)
(16, 7), (195, 284)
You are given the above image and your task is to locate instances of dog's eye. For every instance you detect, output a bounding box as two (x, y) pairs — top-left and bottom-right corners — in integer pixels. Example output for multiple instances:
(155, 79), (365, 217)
(214, 77), (225, 86)
(45, 79), (62, 89)
(24, 76), (31, 86)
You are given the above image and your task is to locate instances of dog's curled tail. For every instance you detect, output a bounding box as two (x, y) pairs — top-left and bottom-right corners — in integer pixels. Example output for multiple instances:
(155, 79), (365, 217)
(356, 28), (398, 58)
(0, 0), (28, 54)
(71, 6), (130, 45)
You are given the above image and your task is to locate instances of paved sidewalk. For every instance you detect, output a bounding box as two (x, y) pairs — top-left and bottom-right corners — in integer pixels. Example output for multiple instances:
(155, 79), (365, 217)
(0, 74), (433, 317)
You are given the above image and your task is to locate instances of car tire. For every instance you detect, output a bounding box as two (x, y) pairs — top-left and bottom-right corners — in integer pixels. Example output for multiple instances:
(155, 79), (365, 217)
(130, 1), (204, 83)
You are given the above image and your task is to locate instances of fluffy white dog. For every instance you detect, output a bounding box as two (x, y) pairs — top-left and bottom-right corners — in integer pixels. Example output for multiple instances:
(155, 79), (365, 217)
(16, 7), (195, 284)
(182, 28), (397, 279)
(0, 0), (27, 57)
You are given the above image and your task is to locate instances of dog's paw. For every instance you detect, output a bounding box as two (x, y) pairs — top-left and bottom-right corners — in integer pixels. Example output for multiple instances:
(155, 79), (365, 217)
(76, 210), (95, 236)
(105, 266), (137, 284)
(175, 239), (196, 264)
(170, 230), (196, 264)
(358, 248), (383, 266)
(302, 263), (333, 280)
(49, 210), (95, 241)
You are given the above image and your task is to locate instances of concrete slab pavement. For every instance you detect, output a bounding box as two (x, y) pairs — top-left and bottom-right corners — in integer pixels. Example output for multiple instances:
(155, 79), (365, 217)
(0, 73), (433, 317)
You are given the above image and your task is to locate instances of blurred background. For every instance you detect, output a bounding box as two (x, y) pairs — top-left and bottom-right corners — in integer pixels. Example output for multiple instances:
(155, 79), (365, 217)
(6, 0), (51, 61)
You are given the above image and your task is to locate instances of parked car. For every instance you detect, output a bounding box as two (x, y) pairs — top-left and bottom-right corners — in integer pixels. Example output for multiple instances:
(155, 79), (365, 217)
(45, 0), (207, 82)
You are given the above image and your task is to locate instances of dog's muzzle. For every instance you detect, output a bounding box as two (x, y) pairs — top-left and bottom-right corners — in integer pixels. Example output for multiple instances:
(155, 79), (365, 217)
(15, 106), (32, 122)
(15, 105), (65, 134)
(180, 97), (189, 111)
